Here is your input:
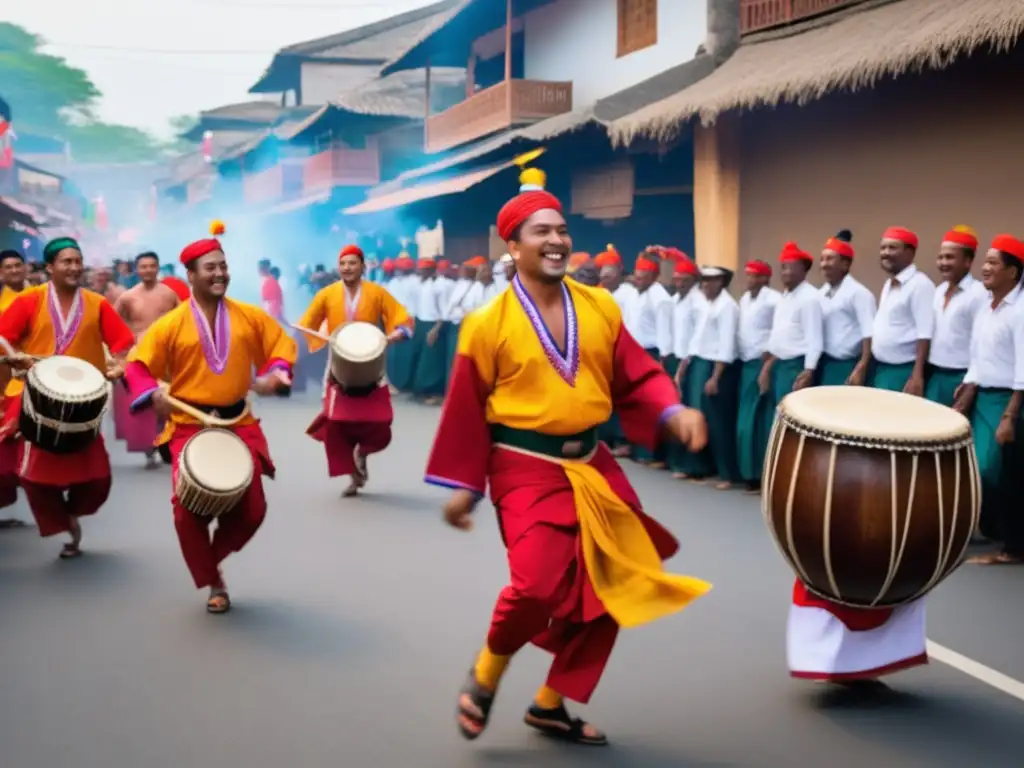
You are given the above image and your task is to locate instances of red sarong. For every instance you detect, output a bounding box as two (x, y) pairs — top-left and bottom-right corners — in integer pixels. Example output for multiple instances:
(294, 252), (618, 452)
(484, 444), (678, 703)
(306, 382), (392, 478)
(169, 422), (273, 589)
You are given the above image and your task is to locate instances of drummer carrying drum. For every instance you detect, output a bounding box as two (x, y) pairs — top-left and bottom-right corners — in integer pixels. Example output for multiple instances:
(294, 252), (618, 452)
(124, 238), (296, 614)
(0, 237), (135, 559)
(295, 244), (413, 498)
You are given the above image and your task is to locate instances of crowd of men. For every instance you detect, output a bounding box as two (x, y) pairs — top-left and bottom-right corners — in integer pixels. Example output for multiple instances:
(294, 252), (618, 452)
(365, 226), (1024, 567)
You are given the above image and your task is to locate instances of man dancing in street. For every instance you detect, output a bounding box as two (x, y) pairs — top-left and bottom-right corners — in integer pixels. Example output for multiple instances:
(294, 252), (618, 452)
(0, 237), (135, 558)
(425, 169), (711, 746)
(124, 238), (296, 613)
(297, 244), (412, 497)
(114, 251), (180, 467)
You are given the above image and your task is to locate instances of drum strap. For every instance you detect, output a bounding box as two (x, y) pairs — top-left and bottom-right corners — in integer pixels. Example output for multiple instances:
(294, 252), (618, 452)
(179, 398), (247, 420)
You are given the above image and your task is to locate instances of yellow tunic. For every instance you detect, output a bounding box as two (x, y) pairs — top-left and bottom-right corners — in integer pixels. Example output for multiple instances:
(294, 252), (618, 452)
(129, 298), (298, 443)
(296, 280), (413, 353)
(458, 279), (617, 434)
(452, 279), (709, 629)
(0, 285), (24, 397)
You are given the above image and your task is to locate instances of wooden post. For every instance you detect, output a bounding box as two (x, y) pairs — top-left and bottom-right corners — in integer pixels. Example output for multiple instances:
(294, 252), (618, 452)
(504, 0), (513, 123)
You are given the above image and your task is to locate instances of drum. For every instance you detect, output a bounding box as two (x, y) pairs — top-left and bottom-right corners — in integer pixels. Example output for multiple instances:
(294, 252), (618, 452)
(328, 321), (387, 391)
(20, 355), (110, 454)
(175, 429), (254, 517)
(763, 386), (979, 608)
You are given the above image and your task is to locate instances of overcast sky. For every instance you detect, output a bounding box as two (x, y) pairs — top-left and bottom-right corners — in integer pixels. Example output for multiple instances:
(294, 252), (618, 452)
(7, 0), (436, 138)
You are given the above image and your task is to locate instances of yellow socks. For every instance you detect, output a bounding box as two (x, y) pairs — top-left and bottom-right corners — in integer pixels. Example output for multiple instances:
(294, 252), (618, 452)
(534, 685), (563, 710)
(473, 646), (511, 692)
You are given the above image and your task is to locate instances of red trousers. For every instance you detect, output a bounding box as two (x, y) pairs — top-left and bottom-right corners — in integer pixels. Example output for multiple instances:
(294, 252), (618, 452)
(169, 423), (274, 589)
(307, 382), (393, 478)
(485, 444), (679, 703)
(0, 437), (20, 509)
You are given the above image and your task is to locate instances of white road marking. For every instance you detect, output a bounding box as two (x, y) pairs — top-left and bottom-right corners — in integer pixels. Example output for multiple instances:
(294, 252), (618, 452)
(927, 640), (1024, 703)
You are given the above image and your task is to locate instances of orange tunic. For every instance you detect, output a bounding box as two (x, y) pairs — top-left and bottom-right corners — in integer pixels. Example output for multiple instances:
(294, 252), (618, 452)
(296, 279), (413, 352)
(126, 297), (298, 445)
(0, 285), (135, 485)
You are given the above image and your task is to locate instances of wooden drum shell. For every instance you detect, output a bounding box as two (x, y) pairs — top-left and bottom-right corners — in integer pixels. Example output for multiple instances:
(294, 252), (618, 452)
(763, 417), (980, 608)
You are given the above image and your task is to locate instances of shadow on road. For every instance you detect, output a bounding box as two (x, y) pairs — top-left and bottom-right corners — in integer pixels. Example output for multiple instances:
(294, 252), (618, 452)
(192, 597), (382, 663)
(470, 741), (735, 767)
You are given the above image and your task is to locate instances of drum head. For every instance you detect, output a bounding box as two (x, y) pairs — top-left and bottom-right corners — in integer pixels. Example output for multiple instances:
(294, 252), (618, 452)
(28, 355), (107, 400)
(332, 321), (387, 363)
(183, 430), (253, 492)
(779, 386), (970, 443)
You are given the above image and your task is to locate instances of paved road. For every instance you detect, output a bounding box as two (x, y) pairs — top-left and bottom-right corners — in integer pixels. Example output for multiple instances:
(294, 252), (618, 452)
(2, 394), (1023, 768)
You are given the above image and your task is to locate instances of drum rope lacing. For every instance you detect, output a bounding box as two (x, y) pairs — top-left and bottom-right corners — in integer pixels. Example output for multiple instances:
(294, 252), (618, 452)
(775, 413), (975, 452)
(21, 386), (108, 434)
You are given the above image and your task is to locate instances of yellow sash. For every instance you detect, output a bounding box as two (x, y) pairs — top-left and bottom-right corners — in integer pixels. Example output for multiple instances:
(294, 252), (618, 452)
(498, 445), (712, 628)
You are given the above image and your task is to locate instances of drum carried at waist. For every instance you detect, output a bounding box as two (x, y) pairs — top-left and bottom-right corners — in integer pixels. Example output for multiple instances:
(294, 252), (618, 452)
(763, 386), (979, 608)
(328, 321), (387, 393)
(175, 428), (254, 518)
(20, 355), (110, 454)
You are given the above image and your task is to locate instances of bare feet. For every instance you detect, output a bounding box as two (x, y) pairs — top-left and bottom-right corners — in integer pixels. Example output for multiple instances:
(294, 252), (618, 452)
(60, 517), (83, 558)
(715, 481), (732, 491)
(967, 552), (1023, 565)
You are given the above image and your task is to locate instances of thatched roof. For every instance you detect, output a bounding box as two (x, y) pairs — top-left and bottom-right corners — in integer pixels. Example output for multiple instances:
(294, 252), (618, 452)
(611, 0), (1024, 144)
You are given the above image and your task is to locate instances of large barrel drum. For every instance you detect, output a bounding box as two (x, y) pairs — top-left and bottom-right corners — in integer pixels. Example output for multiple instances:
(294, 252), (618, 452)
(763, 386), (979, 608)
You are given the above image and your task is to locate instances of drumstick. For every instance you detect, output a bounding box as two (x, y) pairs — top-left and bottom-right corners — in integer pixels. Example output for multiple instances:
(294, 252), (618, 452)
(157, 384), (251, 428)
(289, 323), (332, 343)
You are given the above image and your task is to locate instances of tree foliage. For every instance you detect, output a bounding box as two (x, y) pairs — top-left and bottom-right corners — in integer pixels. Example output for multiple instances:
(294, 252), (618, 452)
(0, 22), (177, 162)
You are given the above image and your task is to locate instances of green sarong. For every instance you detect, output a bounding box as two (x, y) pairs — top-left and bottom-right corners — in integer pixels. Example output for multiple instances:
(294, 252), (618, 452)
(817, 354), (857, 387)
(694, 356), (740, 482)
(671, 356), (715, 476)
(924, 365), (966, 407)
(389, 319), (425, 391)
(771, 356), (806, 406)
(971, 388), (1011, 488)
(632, 347), (666, 463)
(871, 360), (915, 392)
(444, 321), (460, 392)
(412, 321), (448, 396)
(736, 358), (773, 484)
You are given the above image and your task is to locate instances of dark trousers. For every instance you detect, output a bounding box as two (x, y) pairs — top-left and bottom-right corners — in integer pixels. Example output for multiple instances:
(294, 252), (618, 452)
(995, 433), (1024, 557)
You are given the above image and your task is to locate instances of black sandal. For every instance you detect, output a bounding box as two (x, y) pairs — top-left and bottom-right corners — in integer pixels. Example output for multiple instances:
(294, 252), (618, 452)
(524, 703), (608, 746)
(456, 669), (495, 741)
(59, 543), (82, 559)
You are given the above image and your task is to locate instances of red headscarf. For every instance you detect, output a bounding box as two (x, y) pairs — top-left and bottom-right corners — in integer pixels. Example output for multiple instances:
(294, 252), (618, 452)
(991, 234), (1024, 262)
(180, 238), (222, 266)
(496, 191), (563, 242)
(339, 244), (364, 261)
(744, 259), (772, 277)
(882, 226), (919, 249)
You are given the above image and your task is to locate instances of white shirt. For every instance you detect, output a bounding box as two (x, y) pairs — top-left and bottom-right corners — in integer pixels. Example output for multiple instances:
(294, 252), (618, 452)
(387, 274), (413, 313)
(462, 280), (502, 314)
(612, 282), (640, 337)
(435, 275), (455, 316)
(689, 291), (739, 363)
(445, 278), (476, 323)
(872, 264), (935, 364)
(671, 288), (704, 360)
(819, 276), (876, 360)
(631, 282), (674, 356)
(767, 280), (824, 369)
(413, 276), (444, 321)
(738, 287), (780, 362)
(929, 274), (987, 370)
(964, 285), (1024, 390)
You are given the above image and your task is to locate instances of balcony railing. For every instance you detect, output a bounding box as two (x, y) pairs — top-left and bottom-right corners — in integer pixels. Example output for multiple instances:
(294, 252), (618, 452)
(740, 0), (863, 34)
(302, 144), (380, 194)
(425, 78), (573, 154)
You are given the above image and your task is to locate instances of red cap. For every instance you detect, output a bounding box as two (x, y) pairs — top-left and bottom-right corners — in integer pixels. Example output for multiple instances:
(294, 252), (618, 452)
(381, 258), (394, 272)
(673, 257), (699, 277)
(635, 256), (659, 272)
(417, 258), (435, 269)
(823, 237), (854, 259)
(180, 238), (222, 266)
(779, 241), (812, 263)
(594, 245), (622, 268)
(339, 244), (364, 260)
(496, 191), (563, 241)
(744, 259), (772, 277)
(396, 255), (414, 270)
(438, 259), (450, 270)
(882, 226), (919, 249)
(991, 234), (1024, 262)
(942, 226), (978, 251)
